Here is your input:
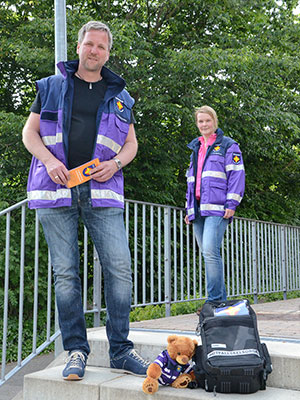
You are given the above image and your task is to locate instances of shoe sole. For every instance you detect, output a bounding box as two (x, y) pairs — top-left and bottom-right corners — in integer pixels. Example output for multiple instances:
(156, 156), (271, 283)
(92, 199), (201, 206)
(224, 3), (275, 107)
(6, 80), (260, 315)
(63, 374), (83, 381)
(110, 368), (147, 378)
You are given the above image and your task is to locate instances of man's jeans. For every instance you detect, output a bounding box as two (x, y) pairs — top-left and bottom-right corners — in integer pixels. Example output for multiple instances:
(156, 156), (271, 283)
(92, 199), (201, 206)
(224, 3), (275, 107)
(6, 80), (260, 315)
(193, 215), (229, 302)
(37, 182), (133, 359)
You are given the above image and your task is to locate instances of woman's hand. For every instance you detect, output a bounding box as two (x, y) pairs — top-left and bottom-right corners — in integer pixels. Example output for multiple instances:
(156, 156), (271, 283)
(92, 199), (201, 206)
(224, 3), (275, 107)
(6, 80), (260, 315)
(184, 215), (191, 225)
(223, 208), (235, 219)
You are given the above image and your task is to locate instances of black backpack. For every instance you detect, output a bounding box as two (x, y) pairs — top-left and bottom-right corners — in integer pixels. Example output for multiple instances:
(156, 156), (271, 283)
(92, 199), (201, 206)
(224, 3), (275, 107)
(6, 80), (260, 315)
(190, 299), (272, 394)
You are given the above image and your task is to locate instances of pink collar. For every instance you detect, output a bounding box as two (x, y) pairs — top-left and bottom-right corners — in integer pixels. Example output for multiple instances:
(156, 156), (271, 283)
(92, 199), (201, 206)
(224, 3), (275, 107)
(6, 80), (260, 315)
(199, 133), (217, 147)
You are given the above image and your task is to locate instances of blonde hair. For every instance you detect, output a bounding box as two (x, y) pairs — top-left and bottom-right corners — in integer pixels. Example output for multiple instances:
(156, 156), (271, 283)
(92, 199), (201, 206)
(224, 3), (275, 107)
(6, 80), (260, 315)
(78, 21), (113, 50)
(194, 105), (218, 129)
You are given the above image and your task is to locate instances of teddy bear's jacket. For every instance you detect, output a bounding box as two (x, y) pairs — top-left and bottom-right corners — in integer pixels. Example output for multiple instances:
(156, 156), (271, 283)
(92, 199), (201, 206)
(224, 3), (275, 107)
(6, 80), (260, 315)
(153, 350), (194, 385)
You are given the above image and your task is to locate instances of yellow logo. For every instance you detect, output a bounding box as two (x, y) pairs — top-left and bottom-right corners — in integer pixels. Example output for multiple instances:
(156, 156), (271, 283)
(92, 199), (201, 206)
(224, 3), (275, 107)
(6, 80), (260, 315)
(117, 101), (124, 111)
(234, 155), (240, 163)
(214, 146), (220, 151)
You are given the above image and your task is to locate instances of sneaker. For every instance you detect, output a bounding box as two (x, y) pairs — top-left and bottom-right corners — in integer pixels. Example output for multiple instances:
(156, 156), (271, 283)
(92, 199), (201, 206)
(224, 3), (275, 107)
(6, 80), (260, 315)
(62, 350), (87, 380)
(110, 349), (150, 377)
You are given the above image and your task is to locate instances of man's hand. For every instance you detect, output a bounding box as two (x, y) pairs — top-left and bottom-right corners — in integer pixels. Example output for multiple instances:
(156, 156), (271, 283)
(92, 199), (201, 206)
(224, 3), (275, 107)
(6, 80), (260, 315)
(90, 160), (118, 182)
(224, 208), (235, 219)
(45, 159), (70, 186)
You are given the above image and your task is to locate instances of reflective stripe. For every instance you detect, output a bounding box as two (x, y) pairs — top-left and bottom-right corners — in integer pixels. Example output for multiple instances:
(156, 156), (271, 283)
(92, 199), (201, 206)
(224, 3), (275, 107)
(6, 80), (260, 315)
(202, 171), (227, 180)
(226, 164), (245, 172)
(200, 204), (224, 211)
(155, 359), (163, 368)
(227, 193), (243, 202)
(27, 188), (71, 201)
(187, 208), (194, 216)
(41, 132), (63, 146)
(187, 176), (195, 183)
(97, 135), (121, 154)
(91, 189), (124, 203)
(207, 349), (260, 359)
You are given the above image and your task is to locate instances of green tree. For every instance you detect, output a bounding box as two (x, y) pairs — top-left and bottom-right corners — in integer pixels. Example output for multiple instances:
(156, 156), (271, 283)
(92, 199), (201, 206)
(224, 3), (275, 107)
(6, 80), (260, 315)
(0, 0), (299, 224)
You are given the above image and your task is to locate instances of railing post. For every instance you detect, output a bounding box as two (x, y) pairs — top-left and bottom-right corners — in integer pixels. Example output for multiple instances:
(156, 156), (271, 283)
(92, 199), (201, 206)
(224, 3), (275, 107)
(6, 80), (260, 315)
(164, 207), (171, 317)
(93, 246), (101, 327)
(281, 226), (287, 300)
(252, 221), (258, 303)
(54, 302), (63, 357)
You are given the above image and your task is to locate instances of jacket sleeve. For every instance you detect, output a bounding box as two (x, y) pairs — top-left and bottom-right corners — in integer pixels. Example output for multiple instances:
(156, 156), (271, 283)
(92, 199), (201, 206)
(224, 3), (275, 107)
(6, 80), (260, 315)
(185, 157), (196, 221)
(225, 143), (245, 210)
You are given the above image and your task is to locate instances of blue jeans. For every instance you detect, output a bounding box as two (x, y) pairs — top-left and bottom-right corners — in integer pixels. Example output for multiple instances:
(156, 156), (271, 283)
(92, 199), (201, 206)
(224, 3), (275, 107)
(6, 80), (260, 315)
(193, 215), (229, 302)
(37, 182), (133, 359)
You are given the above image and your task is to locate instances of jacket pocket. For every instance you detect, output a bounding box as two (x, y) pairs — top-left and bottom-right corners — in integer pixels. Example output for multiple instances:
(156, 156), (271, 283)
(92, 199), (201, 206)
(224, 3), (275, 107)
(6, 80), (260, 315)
(209, 180), (227, 205)
(40, 111), (58, 122)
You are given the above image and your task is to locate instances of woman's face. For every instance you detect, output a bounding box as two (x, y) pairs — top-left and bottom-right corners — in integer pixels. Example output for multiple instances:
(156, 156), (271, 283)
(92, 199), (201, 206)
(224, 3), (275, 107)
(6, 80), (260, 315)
(196, 112), (215, 137)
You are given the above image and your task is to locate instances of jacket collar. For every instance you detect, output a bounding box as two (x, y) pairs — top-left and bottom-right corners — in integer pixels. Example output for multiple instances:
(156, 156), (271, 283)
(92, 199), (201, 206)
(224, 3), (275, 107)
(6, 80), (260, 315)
(187, 128), (224, 151)
(57, 60), (126, 93)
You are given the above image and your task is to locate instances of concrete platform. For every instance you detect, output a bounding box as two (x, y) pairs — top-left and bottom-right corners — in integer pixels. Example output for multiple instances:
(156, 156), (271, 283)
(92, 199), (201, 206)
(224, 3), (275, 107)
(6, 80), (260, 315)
(86, 328), (300, 391)
(24, 366), (300, 400)
(2, 298), (300, 400)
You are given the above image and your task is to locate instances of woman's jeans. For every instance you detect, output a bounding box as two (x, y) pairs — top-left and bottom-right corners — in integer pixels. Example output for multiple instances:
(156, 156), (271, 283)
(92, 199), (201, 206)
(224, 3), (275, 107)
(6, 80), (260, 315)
(37, 182), (133, 360)
(193, 215), (229, 302)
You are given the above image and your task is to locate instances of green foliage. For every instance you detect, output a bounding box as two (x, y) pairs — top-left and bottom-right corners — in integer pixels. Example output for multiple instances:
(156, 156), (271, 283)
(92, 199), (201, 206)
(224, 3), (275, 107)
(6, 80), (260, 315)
(0, 0), (299, 223)
(0, 0), (300, 365)
(0, 315), (55, 363)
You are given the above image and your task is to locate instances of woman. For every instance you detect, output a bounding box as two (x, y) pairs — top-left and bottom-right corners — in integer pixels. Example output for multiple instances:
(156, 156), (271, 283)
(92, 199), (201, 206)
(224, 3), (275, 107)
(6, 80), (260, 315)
(185, 105), (245, 301)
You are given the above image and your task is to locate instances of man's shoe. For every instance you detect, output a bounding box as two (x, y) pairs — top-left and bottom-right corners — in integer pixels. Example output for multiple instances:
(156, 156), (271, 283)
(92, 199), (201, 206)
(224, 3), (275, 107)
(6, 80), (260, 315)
(110, 349), (150, 377)
(62, 350), (87, 380)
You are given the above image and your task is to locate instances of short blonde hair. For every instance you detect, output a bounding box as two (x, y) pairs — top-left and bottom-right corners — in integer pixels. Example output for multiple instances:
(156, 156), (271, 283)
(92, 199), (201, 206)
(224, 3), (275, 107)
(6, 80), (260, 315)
(194, 105), (218, 129)
(78, 21), (113, 50)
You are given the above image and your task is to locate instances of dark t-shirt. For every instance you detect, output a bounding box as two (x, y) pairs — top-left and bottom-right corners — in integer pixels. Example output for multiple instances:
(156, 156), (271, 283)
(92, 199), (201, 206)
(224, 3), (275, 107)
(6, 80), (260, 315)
(30, 76), (135, 169)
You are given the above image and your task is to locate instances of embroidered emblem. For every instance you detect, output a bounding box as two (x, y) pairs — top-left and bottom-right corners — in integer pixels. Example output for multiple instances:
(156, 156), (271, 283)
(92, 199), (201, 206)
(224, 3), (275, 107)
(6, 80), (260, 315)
(116, 100), (124, 112)
(176, 365), (183, 372)
(233, 153), (241, 164)
(212, 145), (224, 156)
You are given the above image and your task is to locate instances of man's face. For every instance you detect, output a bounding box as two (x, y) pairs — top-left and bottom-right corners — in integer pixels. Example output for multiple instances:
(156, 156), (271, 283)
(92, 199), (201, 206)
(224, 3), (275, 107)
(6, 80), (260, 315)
(76, 29), (110, 72)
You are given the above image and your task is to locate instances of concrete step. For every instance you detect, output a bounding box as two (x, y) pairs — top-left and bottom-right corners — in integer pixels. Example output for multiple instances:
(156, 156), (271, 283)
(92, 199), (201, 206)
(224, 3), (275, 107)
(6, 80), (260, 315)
(23, 365), (300, 400)
(86, 328), (300, 391)
(22, 328), (300, 400)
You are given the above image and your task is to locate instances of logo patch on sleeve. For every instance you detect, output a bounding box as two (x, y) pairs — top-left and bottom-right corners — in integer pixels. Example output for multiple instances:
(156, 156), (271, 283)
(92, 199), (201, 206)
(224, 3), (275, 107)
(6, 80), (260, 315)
(232, 153), (241, 164)
(116, 100), (124, 112)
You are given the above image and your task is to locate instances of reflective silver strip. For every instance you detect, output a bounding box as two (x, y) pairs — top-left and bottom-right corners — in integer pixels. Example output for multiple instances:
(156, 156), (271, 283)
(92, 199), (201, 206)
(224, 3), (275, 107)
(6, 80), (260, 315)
(227, 193), (243, 202)
(27, 189), (71, 201)
(226, 164), (245, 172)
(91, 189), (124, 203)
(97, 135), (121, 154)
(200, 204), (224, 211)
(41, 132), (63, 146)
(187, 208), (194, 216)
(207, 349), (260, 359)
(202, 171), (227, 180)
(187, 176), (195, 183)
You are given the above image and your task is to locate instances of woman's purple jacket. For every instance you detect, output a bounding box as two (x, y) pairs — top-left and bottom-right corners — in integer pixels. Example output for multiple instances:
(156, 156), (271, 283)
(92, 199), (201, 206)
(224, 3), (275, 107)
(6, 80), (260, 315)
(186, 128), (245, 221)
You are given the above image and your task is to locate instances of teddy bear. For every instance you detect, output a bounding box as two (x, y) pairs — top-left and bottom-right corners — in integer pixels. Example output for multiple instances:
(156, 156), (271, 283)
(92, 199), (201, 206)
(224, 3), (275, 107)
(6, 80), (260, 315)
(142, 334), (198, 395)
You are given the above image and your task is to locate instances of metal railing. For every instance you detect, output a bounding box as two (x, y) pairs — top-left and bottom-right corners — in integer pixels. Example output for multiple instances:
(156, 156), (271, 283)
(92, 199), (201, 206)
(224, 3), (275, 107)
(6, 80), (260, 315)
(1, 198), (299, 385)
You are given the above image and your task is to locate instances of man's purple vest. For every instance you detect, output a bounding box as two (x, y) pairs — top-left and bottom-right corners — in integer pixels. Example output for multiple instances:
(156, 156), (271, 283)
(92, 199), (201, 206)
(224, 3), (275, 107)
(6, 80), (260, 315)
(27, 60), (134, 209)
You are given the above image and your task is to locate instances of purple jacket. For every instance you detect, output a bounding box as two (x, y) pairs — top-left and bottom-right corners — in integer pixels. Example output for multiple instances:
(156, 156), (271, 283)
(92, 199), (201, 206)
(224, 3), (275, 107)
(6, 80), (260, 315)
(186, 128), (245, 221)
(154, 350), (194, 385)
(26, 60), (134, 209)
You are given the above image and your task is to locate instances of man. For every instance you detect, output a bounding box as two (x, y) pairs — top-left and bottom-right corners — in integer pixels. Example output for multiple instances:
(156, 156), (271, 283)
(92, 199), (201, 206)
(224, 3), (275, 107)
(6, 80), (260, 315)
(22, 21), (149, 380)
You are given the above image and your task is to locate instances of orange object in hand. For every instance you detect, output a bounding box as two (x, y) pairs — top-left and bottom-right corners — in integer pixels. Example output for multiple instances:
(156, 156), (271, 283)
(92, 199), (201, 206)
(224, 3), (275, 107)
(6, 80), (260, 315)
(66, 158), (100, 188)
